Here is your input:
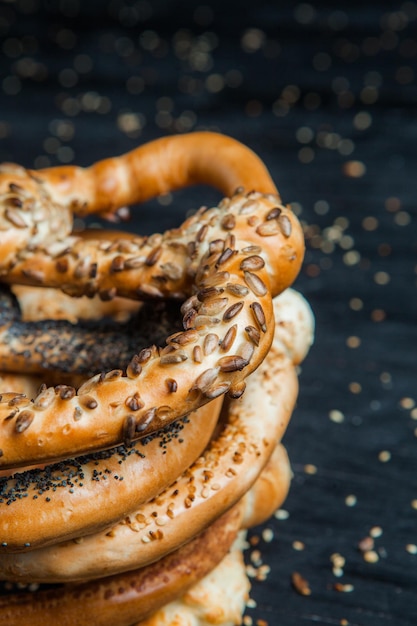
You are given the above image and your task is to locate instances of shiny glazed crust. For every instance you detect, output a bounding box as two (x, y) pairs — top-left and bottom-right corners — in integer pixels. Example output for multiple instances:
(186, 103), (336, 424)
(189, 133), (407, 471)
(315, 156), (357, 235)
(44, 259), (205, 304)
(135, 532), (250, 626)
(0, 188), (304, 469)
(0, 132), (312, 626)
(0, 444), (292, 626)
(0, 288), (314, 579)
(0, 505), (244, 626)
(0, 286), (313, 625)
(0, 398), (222, 551)
(0, 132), (304, 468)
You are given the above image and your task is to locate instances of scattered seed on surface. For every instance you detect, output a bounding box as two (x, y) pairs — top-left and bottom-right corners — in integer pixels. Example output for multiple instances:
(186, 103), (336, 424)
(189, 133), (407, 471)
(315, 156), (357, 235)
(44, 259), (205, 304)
(275, 508), (290, 520)
(291, 571), (311, 596)
(345, 494), (357, 507)
(329, 409), (345, 423)
(363, 550), (379, 563)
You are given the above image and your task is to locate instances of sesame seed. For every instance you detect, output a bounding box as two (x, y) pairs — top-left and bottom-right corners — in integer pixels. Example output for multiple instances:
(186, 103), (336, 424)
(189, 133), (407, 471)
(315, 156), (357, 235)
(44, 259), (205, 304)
(275, 508), (290, 520)
(406, 544), (417, 555)
(363, 550), (379, 563)
(331, 553), (346, 569)
(349, 382), (362, 394)
(334, 583), (354, 593)
(291, 571), (311, 596)
(329, 409), (345, 423)
(400, 397), (416, 410)
(369, 526), (383, 538)
(262, 528), (274, 543)
(378, 450), (391, 463)
(346, 335), (361, 348)
(358, 536), (374, 552)
(345, 494), (357, 507)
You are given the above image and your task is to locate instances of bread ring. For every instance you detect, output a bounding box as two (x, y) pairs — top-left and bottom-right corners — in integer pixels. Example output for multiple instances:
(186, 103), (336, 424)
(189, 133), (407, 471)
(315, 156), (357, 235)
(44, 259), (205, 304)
(0, 398), (222, 552)
(134, 442), (293, 626)
(0, 132), (277, 277)
(0, 289), (313, 576)
(0, 504), (244, 626)
(134, 439), (292, 626)
(0, 285), (224, 551)
(0, 188), (304, 468)
(0, 444), (292, 626)
(11, 229), (143, 324)
(135, 531), (250, 626)
(2, 188), (302, 302)
(36, 131), (280, 216)
(0, 288), (182, 377)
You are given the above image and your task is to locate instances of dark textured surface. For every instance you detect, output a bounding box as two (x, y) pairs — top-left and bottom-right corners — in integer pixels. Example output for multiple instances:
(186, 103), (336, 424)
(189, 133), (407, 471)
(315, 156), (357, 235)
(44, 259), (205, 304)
(0, 1), (416, 624)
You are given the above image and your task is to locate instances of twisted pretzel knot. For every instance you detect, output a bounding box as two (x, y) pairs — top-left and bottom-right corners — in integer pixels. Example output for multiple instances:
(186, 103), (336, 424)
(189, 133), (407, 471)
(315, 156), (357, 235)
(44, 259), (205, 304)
(0, 132), (312, 626)
(0, 132), (304, 469)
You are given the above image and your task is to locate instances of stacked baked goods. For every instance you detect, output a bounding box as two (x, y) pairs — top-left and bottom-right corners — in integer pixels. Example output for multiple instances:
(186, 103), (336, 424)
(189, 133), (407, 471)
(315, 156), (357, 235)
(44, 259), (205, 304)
(0, 132), (314, 625)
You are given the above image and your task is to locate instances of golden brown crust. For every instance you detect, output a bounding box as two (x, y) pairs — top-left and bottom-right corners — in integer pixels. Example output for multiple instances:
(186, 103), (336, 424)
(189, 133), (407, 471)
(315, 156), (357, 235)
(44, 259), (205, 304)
(0, 189), (304, 469)
(0, 289), (314, 625)
(0, 350), (296, 578)
(0, 398), (222, 552)
(0, 289), (314, 579)
(0, 452), (291, 626)
(2, 190), (303, 301)
(0, 132), (311, 626)
(0, 505), (244, 626)
(36, 131), (279, 214)
(0, 132), (278, 276)
(12, 285), (140, 323)
(241, 442), (292, 529)
(0, 132), (304, 469)
(136, 532), (250, 626)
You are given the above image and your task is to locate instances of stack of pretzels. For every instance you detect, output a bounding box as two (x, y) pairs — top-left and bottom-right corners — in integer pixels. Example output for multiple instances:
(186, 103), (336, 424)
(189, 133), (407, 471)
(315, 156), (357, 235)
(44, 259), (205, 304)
(0, 132), (314, 625)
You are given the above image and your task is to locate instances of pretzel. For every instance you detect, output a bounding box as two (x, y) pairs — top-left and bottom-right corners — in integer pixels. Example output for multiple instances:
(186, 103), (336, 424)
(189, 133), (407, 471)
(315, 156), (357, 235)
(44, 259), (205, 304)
(0, 443), (291, 626)
(0, 296), (223, 553)
(11, 284), (140, 323)
(0, 288), (313, 573)
(0, 286), (314, 624)
(0, 132), (278, 282)
(137, 446), (293, 626)
(0, 287), (181, 377)
(0, 134), (304, 469)
(0, 133), (309, 626)
(0, 397), (222, 552)
(135, 531), (250, 626)
(0, 504), (244, 626)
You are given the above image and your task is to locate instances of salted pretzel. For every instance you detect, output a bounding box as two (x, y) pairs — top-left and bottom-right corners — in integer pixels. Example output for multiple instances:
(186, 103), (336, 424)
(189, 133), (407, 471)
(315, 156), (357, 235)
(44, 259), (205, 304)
(0, 133), (304, 469)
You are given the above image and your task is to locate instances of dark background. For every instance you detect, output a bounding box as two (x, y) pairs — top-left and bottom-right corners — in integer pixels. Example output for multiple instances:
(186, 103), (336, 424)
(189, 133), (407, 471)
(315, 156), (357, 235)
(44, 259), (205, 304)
(1, 1), (417, 624)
